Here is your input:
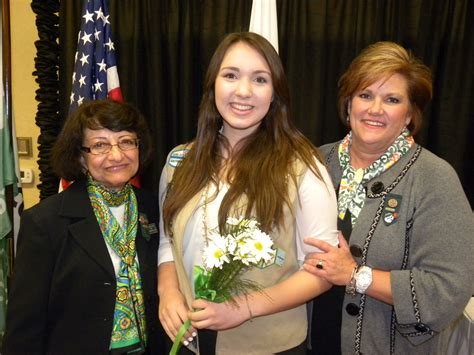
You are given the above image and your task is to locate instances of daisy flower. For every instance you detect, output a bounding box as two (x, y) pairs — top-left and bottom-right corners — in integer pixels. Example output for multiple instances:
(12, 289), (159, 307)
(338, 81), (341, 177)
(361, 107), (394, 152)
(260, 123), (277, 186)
(202, 233), (230, 269)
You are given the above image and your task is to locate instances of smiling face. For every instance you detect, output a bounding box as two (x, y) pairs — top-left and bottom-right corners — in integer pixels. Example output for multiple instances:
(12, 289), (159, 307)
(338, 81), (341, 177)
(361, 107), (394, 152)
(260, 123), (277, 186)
(214, 42), (274, 145)
(81, 128), (139, 190)
(349, 73), (412, 154)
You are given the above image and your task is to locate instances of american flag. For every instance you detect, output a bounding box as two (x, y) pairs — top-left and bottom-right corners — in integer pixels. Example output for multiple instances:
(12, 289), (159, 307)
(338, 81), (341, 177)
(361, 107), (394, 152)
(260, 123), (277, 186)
(69, 0), (123, 113)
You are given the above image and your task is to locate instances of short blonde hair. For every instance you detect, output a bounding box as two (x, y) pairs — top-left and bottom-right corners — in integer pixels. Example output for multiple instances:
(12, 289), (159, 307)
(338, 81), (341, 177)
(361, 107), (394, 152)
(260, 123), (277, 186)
(338, 41), (432, 135)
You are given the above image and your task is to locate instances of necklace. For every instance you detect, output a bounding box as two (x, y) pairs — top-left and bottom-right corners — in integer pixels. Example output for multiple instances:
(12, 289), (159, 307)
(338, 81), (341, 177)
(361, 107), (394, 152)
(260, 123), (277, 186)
(202, 183), (212, 246)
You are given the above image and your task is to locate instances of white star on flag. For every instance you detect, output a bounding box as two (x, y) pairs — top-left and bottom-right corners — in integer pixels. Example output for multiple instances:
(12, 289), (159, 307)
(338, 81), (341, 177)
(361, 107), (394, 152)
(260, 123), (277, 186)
(69, 0), (123, 114)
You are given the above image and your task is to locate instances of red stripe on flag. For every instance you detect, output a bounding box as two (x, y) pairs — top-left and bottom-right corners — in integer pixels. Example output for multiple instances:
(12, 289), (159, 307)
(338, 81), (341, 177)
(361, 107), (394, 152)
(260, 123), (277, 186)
(108, 87), (123, 102)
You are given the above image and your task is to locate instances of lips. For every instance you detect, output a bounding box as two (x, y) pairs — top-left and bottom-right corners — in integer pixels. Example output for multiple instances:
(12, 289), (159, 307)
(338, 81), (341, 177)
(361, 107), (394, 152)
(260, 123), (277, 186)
(230, 103), (254, 111)
(106, 164), (127, 171)
(363, 119), (385, 127)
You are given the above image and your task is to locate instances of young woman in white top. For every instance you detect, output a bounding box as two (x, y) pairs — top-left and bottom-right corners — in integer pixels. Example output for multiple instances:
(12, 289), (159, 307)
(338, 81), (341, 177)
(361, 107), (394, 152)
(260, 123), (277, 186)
(158, 32), (338, 354)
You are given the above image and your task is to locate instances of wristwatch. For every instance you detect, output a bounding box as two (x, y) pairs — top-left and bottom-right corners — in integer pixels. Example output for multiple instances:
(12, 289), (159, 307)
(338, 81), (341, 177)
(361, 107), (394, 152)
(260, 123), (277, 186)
(354, 266), (373, 294)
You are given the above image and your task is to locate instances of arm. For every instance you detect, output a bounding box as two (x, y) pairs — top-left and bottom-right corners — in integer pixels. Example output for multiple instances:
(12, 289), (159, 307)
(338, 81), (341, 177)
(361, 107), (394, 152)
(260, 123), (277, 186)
(295, 159), (339, 258)
(156, 165), (196, 343)
(189, 270), (331, 330)
(158, 262), (195, 341)
(389, 159), (474, 344)
(2, 209), (53, 353)
(303, 234), (394, 304)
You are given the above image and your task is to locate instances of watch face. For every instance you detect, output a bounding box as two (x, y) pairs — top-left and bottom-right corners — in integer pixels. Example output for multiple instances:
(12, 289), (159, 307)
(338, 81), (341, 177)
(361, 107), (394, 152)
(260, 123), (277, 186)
(356, 266), (373, 293)
(357, 272), (371, 288)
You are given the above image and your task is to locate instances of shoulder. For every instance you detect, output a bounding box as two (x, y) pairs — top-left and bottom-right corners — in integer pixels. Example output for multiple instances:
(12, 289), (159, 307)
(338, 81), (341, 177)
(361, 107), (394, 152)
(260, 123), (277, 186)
(23, 180), (86, 220)
(406, 146), (471, 209)
(134, 187), (158, 211)
(413, 147), (463, 187)
(165, 143), (193, 168)
(318, 141), (340, 162)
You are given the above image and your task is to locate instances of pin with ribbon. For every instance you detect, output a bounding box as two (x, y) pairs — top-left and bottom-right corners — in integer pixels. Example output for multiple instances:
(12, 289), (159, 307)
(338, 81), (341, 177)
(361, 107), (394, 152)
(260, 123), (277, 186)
(139, 213), (157, 241)
(383, 194), (402, 226)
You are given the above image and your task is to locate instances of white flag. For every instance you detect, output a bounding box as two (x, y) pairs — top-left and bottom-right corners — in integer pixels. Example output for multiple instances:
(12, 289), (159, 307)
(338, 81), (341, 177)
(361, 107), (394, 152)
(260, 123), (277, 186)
(249, 0), (279, 53)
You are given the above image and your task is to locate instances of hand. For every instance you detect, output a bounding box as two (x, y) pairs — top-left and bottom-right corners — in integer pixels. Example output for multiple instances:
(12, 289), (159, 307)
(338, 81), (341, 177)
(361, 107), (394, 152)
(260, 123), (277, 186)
(303, 232), (357, 286)
(159, 288), (196, 343)
(188, 298), (250, 331)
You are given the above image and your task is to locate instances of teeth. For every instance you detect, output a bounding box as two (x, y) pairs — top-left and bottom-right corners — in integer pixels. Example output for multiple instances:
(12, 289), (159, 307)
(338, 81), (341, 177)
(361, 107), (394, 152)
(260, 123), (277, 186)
(366, 120), (383, 126)
(232, 103), (253, 110)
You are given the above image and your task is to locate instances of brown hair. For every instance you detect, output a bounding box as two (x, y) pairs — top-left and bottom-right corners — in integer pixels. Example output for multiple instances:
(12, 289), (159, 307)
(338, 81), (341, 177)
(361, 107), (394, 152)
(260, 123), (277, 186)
(338, 41), (433, 135)
(163, 32), (324, 234)
(51, 99), (152, 181)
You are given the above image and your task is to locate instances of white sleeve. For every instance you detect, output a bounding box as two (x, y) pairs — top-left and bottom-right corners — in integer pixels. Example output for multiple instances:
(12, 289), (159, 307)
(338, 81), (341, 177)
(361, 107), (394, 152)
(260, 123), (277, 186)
(295, 159), (339, 263)
(158, 166), (175, 265)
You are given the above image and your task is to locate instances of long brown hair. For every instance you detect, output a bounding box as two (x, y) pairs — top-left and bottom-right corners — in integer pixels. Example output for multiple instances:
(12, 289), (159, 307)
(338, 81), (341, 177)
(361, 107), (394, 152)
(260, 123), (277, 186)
(163, 32), (324, 235)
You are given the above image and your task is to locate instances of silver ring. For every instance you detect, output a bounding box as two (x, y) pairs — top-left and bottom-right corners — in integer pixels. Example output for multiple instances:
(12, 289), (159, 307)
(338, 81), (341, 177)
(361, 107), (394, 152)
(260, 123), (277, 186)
(316, 259), (324, 270)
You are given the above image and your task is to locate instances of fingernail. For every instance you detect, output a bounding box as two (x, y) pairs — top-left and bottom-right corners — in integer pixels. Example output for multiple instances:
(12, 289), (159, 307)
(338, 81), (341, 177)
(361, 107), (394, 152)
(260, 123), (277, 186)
(183, 340), (189, 346)
(188, 336), (194, 342)
(192, 331), (197, 337)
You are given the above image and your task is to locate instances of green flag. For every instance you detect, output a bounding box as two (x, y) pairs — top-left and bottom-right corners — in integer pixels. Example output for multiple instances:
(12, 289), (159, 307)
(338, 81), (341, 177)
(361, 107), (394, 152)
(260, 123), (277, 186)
(0, 88), (16, 343)
(0, 11), (21, 342)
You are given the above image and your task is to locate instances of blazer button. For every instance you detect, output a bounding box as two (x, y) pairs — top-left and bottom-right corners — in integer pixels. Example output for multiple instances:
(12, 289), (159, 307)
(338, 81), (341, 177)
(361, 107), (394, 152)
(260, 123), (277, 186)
(349, 244), (363, 257)
(415, 324), (428, 332)
(371, 181), (384, 194)
(346, 303), (360, 316)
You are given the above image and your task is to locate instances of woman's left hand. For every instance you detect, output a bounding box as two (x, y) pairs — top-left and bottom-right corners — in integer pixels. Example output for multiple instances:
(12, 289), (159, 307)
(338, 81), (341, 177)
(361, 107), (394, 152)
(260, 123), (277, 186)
(188, 298), (249, 331)
(303, 232), (357, 286)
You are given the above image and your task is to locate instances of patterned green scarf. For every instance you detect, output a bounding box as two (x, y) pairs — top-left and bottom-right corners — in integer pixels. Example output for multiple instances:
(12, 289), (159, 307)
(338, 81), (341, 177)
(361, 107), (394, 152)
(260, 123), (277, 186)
(87, 175), (147, 352)
(338, 129), (414, 225)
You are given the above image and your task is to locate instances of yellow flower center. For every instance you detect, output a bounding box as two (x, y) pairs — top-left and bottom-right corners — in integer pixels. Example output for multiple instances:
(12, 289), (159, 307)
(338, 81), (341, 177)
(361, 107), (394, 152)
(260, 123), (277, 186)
(214, 249), (224, 259)
(254, 242), (263, 251)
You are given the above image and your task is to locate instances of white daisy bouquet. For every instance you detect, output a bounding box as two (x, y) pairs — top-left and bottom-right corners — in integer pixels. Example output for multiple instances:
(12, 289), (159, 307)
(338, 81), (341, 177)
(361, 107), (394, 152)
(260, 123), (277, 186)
(194, 216), (276, 303)
(170, 217), (275, 355)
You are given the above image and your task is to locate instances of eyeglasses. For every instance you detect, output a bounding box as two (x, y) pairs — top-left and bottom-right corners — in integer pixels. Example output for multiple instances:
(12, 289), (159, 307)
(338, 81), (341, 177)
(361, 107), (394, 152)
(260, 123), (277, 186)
(81, 138), (140, 155)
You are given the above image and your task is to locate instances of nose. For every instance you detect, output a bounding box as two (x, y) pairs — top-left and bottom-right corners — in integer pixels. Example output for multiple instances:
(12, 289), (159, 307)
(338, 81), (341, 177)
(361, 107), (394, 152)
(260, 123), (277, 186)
(235, 77), (252, 97)
(368, 98), (383, 115)
(107, 144), (124, 160)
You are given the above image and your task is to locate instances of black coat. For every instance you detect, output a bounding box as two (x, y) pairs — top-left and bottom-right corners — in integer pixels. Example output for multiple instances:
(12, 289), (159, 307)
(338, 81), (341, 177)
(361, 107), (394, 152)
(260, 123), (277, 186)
(2, 180), (166, 354)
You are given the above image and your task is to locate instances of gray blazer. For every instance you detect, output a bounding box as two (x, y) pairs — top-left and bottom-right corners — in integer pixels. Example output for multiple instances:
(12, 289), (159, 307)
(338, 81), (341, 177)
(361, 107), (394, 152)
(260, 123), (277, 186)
(320, 142), (474, 354)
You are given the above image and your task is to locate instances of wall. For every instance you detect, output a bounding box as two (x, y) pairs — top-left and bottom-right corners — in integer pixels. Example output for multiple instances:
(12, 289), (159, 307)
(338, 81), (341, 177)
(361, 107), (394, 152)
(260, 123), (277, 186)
(10, 0), (40, 208)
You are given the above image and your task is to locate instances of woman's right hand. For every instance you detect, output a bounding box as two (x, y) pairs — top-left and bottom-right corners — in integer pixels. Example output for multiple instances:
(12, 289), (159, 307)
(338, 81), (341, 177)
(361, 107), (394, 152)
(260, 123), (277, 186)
(159, 287), (196, 343)
(158, 262), (196, 345)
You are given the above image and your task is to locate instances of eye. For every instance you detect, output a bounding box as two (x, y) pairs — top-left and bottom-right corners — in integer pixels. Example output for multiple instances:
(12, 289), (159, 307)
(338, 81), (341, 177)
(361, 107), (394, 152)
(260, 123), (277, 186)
(91, 142), (111, 150)
(254, 76), (268, 84)
(222, 72), (237, 80)
(119, 138), (135, 145)
(386, 97), (401, 104)
(358, 92), (371, 99)
(119, 138), (137, 148)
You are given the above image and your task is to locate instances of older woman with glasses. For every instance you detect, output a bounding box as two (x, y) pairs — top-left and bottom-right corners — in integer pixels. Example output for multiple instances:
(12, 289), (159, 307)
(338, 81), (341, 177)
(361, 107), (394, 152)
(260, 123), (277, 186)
(2, 99), (166, 354)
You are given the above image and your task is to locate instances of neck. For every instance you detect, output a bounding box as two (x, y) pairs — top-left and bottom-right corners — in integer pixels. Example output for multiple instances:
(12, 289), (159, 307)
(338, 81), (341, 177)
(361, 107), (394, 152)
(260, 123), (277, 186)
(349, 143), (386, 169)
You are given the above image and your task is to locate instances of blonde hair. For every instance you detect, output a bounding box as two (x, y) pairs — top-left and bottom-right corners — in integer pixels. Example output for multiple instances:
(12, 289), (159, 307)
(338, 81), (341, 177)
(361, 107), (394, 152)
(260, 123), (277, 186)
(338, 41), (433, 135)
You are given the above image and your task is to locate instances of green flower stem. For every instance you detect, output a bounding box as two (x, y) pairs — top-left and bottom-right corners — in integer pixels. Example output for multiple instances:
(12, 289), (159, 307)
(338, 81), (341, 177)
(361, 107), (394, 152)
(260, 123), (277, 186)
(169, 319), (192, 355)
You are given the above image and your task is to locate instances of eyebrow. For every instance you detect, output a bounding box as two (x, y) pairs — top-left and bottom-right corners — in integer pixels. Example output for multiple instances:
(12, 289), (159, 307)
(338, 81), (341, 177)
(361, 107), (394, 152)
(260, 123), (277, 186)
(86, 134), (136, 141)
(360, 88), (405, 96)
(220, 66), (271, 75)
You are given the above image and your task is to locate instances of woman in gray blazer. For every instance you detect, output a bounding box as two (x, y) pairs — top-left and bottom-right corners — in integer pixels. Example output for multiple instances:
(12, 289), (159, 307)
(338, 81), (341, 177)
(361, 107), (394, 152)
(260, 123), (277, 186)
(304, 42), (474, 354)
(2, 100), (166, 354)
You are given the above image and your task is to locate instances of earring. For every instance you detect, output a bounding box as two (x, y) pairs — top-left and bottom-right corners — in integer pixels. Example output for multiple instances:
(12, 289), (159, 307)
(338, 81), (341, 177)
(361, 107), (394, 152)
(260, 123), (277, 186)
(346, 115), (350, 124)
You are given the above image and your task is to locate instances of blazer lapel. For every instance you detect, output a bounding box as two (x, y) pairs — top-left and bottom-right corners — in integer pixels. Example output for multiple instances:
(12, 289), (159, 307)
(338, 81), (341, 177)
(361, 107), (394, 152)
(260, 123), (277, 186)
(60, 180), (116, 279)
(135, 195), (157, 274)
